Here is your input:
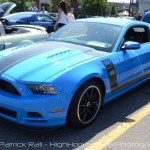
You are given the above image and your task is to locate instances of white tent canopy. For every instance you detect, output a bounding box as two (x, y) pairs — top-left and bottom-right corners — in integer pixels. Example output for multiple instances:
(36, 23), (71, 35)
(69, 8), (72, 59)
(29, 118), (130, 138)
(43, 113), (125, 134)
(118, 11), (129, 16)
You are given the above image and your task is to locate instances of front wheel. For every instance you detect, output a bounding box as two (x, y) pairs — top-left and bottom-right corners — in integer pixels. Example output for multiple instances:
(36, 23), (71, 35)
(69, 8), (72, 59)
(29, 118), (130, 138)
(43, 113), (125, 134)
(67, 80), (102, 128)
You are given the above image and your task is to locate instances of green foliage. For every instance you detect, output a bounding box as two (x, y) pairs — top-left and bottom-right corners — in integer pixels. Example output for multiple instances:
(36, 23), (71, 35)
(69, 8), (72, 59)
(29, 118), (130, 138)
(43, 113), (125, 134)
(0, 0), (32, 12)
(0, 0), (7, 3)
(82, 0), (108, 16)
(50, 0), (59, 12)
(51, 0), (71, 12)
(110, 4), (117, 16)
(77, 0), (84, 6)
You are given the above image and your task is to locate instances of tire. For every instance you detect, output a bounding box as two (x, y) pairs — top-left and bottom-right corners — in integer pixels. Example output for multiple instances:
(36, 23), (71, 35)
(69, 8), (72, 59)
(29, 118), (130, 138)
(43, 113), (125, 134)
(67, 80), (102, 128)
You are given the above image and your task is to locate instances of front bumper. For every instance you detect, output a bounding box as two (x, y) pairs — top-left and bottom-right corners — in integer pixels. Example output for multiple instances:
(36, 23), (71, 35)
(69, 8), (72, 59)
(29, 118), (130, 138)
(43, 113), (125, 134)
(0, 90), (66, 128)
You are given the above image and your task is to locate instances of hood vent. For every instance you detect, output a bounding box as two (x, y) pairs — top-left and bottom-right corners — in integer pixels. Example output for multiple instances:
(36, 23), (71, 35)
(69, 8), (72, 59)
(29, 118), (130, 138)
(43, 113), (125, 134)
(0, 79), (20, 95)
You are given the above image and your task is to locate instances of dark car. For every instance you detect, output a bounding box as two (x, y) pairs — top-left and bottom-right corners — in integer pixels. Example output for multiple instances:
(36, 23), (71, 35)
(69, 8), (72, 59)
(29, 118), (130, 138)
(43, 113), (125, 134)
(0, 2), (55, 33)
(143, 11), (150, 23)
(1, 12), (55, 33)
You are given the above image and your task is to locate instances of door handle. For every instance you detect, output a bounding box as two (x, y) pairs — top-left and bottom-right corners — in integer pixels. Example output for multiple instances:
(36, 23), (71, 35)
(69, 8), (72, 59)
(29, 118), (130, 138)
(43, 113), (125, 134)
(0, 43), (5, 51)
(4, 42), (12, 49)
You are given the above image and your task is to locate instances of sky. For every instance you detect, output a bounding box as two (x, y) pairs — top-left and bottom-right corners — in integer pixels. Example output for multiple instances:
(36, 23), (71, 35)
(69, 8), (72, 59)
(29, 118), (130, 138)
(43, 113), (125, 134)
(108, 0), (130, 3)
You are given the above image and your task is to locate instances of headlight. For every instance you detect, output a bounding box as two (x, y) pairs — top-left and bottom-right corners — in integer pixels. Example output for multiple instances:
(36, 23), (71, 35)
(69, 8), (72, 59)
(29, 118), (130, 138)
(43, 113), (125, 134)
(27, 84), (57, 94)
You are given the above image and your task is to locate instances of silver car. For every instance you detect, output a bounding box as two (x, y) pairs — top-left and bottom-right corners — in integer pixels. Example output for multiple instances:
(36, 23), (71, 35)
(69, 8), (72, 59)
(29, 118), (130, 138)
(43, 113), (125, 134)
(0, 2), (49, 51)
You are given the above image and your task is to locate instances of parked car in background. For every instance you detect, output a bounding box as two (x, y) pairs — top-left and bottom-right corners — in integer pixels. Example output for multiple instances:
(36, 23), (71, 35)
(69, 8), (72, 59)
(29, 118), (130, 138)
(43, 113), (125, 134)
(0, 18), (150, 129)
(0, 2), (55, 33)
(1, 12), (55, 33)
(0, 20), (49, 51)
(49, 12), (58, 21)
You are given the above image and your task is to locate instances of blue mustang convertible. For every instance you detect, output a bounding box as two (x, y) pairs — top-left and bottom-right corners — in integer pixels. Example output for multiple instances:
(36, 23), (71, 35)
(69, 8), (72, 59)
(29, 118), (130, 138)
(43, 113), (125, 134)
(0, 17), (150, 128)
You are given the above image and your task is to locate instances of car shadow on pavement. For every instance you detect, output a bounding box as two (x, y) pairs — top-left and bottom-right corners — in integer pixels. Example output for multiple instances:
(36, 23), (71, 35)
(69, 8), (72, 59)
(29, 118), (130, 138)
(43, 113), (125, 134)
(0, 81), (150, 150)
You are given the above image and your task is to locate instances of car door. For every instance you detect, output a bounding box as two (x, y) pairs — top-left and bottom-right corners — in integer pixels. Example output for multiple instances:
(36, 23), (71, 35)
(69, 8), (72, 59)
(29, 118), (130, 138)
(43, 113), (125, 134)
(31, 14), (55, 33)
(133, 26), (150, 73)
(116, 26), (146, 86)
(2, 32), (33, 49)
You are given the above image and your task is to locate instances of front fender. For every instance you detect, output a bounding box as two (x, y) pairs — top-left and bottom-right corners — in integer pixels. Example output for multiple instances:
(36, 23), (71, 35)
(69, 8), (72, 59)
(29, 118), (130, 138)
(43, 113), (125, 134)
(45, 60), (109, 110)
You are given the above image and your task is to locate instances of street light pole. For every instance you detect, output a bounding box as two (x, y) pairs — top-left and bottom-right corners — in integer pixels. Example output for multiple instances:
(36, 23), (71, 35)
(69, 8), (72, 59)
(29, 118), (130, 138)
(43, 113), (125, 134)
(129, 0), (131, 16)
(129, 0), (135, 16)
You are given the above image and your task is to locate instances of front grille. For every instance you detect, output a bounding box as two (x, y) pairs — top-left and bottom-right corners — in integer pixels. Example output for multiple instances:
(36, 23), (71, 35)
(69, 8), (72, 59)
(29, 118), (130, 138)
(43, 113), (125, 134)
(27, 112), (43, 118)
(0, 79), (20, 95)
(0, 106), (17, 118)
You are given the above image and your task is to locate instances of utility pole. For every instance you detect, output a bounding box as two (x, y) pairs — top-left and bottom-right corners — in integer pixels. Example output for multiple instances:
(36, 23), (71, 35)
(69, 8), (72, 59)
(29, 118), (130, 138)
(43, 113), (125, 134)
(129, 0), (135, 16)
(129, 0), (131, 16)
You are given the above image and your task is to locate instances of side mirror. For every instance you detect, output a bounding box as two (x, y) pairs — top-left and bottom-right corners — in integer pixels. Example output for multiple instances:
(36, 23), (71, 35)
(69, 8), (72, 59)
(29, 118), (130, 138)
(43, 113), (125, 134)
(121, 41), (141, 50)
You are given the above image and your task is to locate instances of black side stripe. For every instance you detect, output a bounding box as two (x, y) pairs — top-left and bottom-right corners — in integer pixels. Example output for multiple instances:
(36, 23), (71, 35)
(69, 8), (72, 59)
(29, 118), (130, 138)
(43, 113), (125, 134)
(101, 59), (117, 89)
(112, 70), (150, 92)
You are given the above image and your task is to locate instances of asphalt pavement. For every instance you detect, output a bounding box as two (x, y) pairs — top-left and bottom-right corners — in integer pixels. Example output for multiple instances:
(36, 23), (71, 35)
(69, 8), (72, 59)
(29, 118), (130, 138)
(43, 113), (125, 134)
(0, 81), (150, 150)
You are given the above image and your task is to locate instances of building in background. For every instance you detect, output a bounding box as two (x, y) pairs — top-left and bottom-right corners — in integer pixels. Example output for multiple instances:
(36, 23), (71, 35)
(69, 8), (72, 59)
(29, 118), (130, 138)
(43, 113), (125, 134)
(138, 0), (150, 16)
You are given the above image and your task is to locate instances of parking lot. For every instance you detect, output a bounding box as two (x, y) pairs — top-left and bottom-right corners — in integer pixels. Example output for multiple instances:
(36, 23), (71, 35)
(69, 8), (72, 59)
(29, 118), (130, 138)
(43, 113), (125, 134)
(0, 1), (150, 150)
(0, 81), (149, 150)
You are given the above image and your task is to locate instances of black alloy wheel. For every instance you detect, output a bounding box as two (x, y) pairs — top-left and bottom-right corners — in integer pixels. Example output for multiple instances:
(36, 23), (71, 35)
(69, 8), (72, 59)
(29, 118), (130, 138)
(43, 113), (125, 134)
(67, 80), (102, 128)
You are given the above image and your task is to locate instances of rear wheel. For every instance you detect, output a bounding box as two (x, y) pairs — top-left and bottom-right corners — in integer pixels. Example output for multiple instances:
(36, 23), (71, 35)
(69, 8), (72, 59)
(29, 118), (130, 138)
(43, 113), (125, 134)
(67, 80), (102, 128)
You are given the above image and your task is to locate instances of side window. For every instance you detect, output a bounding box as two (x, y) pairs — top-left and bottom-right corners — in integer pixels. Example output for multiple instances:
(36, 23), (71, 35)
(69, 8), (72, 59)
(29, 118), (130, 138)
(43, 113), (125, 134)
(36, 15), (53, 22)
(42, 15), (53, 22)
(124, 26), (149, 44)
(35, 15), (43, 21)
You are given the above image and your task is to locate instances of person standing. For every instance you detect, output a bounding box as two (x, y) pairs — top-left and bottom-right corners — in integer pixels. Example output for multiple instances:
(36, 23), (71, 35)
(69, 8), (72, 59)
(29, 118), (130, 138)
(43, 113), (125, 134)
(134, 12), (143, 21)
(143, 11), (150, 23)
(67, 7), (75, 22)
(28, 3), (39, 12)
(40, 6), (48, 14)
(54, 0), (67, 30)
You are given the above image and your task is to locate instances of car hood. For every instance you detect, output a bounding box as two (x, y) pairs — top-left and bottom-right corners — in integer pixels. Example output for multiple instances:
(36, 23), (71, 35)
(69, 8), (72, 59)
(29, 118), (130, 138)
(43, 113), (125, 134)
(0, 41), (106, 83)
(0, 2), (16, 17)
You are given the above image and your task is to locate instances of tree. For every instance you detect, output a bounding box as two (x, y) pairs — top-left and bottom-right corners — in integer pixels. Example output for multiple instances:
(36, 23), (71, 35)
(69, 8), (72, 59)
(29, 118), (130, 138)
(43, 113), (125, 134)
(110, 4), (117, 16)
(50, 0), (59, 12)
(51, 0), (71, 12)
(82, 0), (108, 16)
(77, 0), (84, 6)
(0, 0), (7, 3)
(1, 0), (32, 12)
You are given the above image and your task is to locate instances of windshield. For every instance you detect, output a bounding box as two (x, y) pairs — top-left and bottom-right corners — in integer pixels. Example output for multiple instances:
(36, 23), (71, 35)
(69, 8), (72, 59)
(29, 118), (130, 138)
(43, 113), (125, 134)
(48, 21), (122, 52)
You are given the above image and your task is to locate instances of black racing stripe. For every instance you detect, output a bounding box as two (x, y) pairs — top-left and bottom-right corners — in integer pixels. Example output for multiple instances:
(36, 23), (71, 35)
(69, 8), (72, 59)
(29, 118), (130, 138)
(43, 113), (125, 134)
(0, 41), (103, 74)
(0, 42), (61, 73)
(102, 58), (117, 89)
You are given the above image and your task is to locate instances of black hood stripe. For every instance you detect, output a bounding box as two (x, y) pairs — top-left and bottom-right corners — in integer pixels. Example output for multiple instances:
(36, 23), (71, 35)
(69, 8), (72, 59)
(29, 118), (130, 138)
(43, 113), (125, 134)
(0, 42), (61, 73)
(0, 41), (102, 74)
